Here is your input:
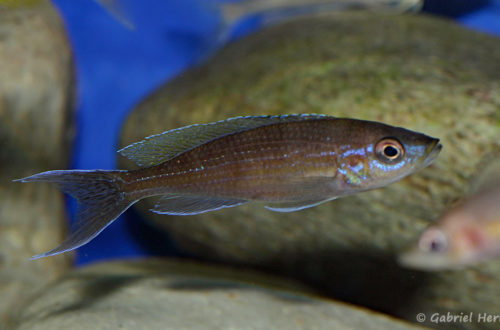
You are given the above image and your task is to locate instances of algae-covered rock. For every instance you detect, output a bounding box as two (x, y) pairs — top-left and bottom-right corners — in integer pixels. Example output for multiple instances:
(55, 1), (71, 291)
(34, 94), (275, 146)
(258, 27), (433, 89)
(15, 259), (424, 330)
(0, 1), (74, 327)
(120, 12), (500, 328)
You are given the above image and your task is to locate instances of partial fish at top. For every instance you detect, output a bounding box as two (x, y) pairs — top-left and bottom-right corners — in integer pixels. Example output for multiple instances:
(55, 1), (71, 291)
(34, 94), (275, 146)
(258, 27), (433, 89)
(0, 0), (422, 30)
(222, 0), (423, 27)
(94, 0), (423, 33)
(15, 114), (441, 259)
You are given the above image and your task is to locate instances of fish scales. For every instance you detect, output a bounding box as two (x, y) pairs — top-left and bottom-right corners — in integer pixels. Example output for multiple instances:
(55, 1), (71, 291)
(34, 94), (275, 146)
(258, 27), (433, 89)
(123, 120), (343, 201)
(14, 114), (441, 258)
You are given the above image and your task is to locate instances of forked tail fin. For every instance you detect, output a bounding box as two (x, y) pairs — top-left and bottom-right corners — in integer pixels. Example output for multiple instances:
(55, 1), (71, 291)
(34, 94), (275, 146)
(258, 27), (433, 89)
(14, 170), (135, 259)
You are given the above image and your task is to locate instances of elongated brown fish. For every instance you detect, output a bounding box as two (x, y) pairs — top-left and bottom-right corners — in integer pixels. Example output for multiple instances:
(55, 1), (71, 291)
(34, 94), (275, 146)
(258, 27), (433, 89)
(399, 157), (500, 270)
(16, 114), (441, 259)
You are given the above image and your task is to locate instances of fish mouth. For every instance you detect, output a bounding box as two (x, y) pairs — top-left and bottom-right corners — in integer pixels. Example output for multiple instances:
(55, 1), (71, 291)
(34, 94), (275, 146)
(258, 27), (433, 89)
(421, 139), (442, 168)
(397, 249), (441, 271)
(398, 248), (460, 271)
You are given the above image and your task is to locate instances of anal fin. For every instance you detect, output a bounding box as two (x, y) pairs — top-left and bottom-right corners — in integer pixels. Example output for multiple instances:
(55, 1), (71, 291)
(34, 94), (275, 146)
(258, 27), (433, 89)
(264, 197), (336, 213)
(151, 195), (248, 215)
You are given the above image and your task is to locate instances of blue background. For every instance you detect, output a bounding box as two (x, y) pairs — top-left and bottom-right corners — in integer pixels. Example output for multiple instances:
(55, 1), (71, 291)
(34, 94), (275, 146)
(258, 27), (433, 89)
(48, 0), (500, 265)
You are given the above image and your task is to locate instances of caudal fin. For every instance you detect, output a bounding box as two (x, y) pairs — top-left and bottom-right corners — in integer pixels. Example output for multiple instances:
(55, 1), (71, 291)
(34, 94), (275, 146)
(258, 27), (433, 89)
(14, 170), (134, 259)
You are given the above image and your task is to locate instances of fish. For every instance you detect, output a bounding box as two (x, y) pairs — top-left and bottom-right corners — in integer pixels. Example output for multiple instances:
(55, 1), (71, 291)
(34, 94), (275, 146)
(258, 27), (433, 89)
(15, 114), (441, 259)
(216, 0), (423, 55)
(0, 0), (423, 32)
(399, 157), (500, 271)
(221, 0), (423, 28)
(93, 0), (424, 28)
(96, 0), (423, 38)
(0, 0), (135, 28)
(94, 0), (135, 30)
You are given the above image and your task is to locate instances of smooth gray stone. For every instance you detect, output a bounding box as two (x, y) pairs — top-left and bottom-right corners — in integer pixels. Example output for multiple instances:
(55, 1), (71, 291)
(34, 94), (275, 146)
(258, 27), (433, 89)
(0, 1), (74, 328)
(15, 259), (424, 330)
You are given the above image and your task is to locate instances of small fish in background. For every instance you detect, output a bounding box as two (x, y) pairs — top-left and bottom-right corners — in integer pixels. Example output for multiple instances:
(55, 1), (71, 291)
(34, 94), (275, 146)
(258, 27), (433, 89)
(15, 114), (441, 259)
(0, 0), (134, 24)
(94, 0), (136, 29)
(399, 157), (500, 271)
(0, 0), (134, 25)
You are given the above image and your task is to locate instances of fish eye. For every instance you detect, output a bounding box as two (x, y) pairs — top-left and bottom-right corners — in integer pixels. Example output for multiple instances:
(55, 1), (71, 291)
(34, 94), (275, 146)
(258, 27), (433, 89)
(419, 227), (448, 253)
(375, 138), (404, 163)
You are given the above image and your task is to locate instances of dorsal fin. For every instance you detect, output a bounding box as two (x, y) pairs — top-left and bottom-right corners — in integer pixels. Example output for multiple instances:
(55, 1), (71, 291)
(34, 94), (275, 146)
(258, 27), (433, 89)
(118, 114), (329, 167)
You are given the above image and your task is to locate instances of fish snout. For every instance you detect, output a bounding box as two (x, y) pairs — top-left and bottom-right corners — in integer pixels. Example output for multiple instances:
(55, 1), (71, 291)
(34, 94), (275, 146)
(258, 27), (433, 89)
(421, 139), (442, 168)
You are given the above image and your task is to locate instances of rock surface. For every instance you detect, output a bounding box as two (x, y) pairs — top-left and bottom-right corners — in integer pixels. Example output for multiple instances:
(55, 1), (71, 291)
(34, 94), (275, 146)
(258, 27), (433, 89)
(0, 1), (74, 327)
(14, 259), (424, 330)
(119, 12), (500, 328)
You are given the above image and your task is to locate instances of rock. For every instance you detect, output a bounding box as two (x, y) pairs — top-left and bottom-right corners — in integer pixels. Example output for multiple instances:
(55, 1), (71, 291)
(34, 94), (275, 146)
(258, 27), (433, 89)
(119, 12), (500, 328)
(0, 1), (74, 327)
(14, 259), (423, 330)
